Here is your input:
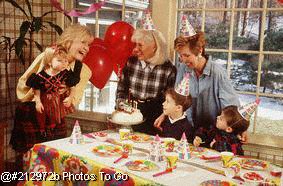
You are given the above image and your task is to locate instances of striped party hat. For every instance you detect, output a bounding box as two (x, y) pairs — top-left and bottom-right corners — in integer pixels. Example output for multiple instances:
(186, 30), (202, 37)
(238, 99), (260, 121)
(175, 73), (190, 96)
(141, 10), (155, 30)
(180, 14), (196, 37)
(69, 120), (84, 144)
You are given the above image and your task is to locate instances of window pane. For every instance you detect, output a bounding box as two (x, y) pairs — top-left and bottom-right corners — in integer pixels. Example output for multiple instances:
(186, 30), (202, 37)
(206, 0), (231, 9)
(270, 0), (283, 8)
(206, 11), (231, 49)
(264, 11), (283, 51)
(259, 55), (283, 94)
(178, 0), (204, 9)
(125, 0), (150, 9)
(235, 0), (263, 8)
(231, 54), (258, 92)
(233, 11), (261, 50)
(249, 95), (283, 137)
(206, 52), (228, 69)
(78, 80), (117, 113)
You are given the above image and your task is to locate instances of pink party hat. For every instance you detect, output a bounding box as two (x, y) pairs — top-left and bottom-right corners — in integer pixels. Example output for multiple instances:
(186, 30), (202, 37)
(69, 120), (84, 144)
(154, 134), (161, 141)
(180, 14), (196, 37)
(141, 10), (155, 30)
(175, 73), (190, 96)
(238, 99), (260, 121)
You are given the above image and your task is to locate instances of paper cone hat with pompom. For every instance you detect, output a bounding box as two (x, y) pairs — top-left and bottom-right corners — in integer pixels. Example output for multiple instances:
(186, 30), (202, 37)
(141, 10), (155, 30)
(175, 73), (190, 96)
(238, 99), (260, 121)
(69, 120), (84, 144)
(180, 14), (196, 37)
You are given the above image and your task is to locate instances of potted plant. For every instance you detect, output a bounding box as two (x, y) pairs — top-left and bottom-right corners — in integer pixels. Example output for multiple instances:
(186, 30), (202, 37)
(4, 0), (71, 65)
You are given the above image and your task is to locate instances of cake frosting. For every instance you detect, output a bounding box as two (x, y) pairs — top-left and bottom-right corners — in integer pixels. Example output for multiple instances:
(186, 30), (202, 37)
(111, 102), (143, 124)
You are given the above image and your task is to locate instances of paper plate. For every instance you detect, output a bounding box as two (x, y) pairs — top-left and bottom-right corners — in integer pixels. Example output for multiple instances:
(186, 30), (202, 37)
(92, 132), (108, 141)
(189, 145), (207, 154)
(128, 133), (153, 143)
(199, 180), (236, 186)
(240, 158), (268, 171)
(92, 145), (123, 157)
(125, 160), (159, 172)
(241, 171), (265, 183)
(201, 151), (221, 160)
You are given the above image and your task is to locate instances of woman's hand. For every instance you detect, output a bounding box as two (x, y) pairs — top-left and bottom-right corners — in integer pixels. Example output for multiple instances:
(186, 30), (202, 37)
(58, 84), (70, 95)
(154, 113), (166, 131)
(35, 101), (44, 113)
(63, 96), (73, 108)
(193, 136), (202, 147)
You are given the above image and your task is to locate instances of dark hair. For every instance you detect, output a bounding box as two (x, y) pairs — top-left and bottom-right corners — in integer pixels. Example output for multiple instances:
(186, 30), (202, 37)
(174, 32), (207, 59)
(165, 88), (192, 111)
(222, 105), (250, 135)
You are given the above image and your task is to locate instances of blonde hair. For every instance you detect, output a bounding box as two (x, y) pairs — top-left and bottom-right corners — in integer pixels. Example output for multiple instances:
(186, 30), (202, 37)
(56, 24), (93, 51)
(42, 45), (68, 69)
(131, 29), (168, 65)
(174, 32), (206, 56)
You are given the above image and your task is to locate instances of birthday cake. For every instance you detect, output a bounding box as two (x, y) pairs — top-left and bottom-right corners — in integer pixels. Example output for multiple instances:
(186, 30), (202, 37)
(111, 101), (143, 124)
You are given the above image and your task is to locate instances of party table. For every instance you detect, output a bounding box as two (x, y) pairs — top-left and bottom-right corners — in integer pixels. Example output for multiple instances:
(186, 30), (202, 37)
(21, 130), (282, 186)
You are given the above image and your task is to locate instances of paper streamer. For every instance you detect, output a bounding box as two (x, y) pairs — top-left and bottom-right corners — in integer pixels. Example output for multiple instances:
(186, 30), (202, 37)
(50, 0), (105, 17)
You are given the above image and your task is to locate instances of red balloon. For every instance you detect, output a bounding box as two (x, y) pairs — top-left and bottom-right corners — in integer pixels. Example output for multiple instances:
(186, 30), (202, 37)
(83, 38), (113, 89)
(104, 21), (135, 75)
(278, 0), (283, 4)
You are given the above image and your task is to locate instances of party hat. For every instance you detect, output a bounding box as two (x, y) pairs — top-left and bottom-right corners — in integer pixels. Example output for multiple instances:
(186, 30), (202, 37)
(238, 99), (260, 121)
(178, 132), (190, 160)
(69, 120), (84, 144)
(175, 73), (190, 96)
(180, 14), (196, 37)
(141, 10), (155, 30)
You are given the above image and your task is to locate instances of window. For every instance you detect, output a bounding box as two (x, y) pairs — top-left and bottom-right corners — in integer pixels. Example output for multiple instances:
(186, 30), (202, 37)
(76, 0), (151, 113)
(177, 0), (283, 137)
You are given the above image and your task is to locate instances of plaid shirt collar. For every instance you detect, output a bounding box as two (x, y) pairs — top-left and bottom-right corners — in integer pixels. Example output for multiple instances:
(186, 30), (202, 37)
(140, 60), (156, 70)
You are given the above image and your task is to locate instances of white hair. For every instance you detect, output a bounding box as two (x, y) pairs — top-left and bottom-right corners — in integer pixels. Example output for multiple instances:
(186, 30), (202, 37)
(131, 29), (168, 65)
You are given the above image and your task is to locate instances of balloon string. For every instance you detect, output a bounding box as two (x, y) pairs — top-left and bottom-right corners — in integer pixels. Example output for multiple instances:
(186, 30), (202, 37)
(50, 0), (105, 17)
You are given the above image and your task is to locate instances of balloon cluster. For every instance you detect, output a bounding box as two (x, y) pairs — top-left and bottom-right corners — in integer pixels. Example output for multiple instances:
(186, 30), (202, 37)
(83, 21), (135, 89)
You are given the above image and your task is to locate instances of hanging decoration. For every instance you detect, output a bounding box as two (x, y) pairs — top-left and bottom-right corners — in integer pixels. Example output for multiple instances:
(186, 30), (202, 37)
(50, 0), (105, 17)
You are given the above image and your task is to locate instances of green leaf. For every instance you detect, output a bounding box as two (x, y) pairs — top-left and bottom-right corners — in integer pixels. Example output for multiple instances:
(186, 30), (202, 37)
(25, 0), (33, 17)
(4, 0), (29, 18)
(20, 21), (30, 38)
(65, 15), (72, 22)
(45, 21), (63, 35)
(14, 37), (27, 59)
(33, 41), (43, 52)
(33, 17), (43, 33)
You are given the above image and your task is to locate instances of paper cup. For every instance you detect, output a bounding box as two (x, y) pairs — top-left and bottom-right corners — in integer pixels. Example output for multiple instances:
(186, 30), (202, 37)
(119, 129), (130, 140)
(165, 152), (178, 169)
(122, 140), (133, 154)
(220, 151), (234, 167)
(164, 138), (175, 152)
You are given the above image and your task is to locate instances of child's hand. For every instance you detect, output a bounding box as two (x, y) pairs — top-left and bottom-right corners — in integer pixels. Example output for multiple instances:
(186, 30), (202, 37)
(153, 113), (165, 131)
(238, 131), (248, 143)
(210, 139), (216, 148)
(35, 101), (44, 113)
(63, 97), (73, 107)
(193, 136), (202, 146)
